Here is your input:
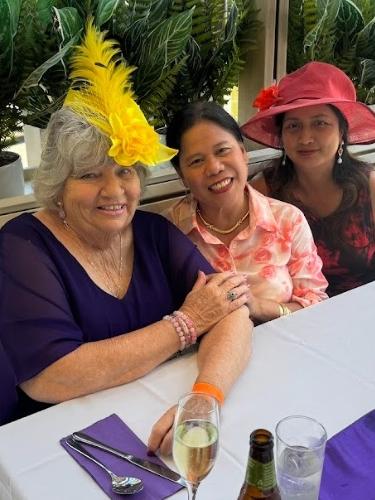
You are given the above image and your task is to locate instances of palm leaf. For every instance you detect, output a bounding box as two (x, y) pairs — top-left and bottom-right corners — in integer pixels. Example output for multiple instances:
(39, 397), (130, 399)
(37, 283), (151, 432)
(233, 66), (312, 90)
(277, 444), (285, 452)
(147, 0), (173, 26)
(287, 0), (306, 71)
(16, 35), (78, 97)
(53, 6), (83, 42)
(22, 92), (67, 128)
(140, 56), (188, 126)
(236, 0), (261, 54)
(352, 0), (375, 23)
(211, 51), (244, 104)
(356, 16), (375, 59)
(95, 0), (119, 27)
(0, 0), (22, 80)
(134, 9), (193, 99)
(287, 0), (375, 104)
(335, 0), (364, 54)
(360, 58), (375, 103)
(303, 0), (318, 35)
(303, 0), (340, 60)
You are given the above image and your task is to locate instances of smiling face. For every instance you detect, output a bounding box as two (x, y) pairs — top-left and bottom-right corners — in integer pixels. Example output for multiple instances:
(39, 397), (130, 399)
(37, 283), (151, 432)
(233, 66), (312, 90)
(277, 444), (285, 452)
(281, 104), (342, 173)
(62, 162), (141, 240)
(179, 120), (248, 211)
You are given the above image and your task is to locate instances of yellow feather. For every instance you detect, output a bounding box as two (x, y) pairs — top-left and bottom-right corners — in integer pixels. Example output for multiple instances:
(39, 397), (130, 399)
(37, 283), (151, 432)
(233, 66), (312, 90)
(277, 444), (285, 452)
(64, 19), (177, 167)
(65, 19), (134, 136)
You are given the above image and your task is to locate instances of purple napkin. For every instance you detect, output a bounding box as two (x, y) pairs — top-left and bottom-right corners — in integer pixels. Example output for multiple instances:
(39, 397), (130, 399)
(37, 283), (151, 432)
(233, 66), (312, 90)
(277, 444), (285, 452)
(61, 413), (184, 499)
(319, 409), (375, 499)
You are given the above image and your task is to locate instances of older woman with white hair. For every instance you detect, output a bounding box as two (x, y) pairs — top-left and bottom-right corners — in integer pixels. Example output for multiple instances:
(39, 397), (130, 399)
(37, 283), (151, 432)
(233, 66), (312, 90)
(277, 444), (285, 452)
(0, 24), (252, 452)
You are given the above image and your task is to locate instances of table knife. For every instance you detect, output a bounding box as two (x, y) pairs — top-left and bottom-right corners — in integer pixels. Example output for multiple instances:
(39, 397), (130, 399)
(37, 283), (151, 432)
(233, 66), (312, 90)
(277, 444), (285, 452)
(72, 431), (185, 486)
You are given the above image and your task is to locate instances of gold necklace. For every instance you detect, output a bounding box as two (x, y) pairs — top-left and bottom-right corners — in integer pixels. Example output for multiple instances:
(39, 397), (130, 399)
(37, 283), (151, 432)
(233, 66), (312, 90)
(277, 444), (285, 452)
(196, 206), (249, 235)
(64, 221), (123, 298)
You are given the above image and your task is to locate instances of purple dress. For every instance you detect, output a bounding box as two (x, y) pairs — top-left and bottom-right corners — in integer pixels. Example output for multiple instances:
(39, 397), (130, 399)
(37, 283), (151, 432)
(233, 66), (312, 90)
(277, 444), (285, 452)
(0, 342), (18, 425)
(0, 211), (213, 419)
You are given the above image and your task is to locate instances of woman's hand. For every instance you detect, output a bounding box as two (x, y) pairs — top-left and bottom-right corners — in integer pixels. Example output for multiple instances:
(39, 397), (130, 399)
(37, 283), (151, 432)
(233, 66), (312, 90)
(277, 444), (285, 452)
(247, 287), (301, 323)
(246, 287), (262, 320)
(247, 287), (280, 322)
(148, 405), (177, 456)
(180, 271), (249, 335)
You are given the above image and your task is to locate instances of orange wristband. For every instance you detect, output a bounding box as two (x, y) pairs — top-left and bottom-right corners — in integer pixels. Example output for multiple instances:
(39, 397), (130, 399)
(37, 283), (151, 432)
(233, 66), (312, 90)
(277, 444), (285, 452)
(192, 382), (224, 405)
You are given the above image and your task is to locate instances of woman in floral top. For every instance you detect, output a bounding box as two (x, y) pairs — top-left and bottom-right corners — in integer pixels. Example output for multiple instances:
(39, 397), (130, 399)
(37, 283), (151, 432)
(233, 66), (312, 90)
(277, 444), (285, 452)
(242, 62), (375, 296)
(165, 101), (328, 323)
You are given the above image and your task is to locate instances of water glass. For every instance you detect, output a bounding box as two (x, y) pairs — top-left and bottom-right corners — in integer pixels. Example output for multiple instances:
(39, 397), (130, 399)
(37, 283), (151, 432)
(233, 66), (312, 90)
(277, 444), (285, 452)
(275, 415), (327, 500)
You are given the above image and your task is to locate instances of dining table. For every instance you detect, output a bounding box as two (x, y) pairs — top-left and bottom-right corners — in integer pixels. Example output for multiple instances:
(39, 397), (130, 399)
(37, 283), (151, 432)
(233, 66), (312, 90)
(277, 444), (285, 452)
(0, 281), (374, 500)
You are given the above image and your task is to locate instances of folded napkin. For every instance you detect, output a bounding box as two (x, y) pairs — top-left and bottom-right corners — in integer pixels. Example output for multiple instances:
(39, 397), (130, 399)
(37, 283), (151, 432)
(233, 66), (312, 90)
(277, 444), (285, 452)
(319, 409), (375, 499)
(61, 413), (184, 499)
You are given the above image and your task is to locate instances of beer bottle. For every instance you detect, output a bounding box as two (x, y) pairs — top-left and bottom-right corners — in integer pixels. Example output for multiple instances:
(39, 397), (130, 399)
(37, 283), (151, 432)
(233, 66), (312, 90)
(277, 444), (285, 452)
(238, 428), (281, 499)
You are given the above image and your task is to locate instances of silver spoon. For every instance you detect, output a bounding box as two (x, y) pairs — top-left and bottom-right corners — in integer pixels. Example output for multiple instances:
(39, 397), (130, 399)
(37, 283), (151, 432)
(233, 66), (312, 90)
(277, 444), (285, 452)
(65, 436), (143, 495)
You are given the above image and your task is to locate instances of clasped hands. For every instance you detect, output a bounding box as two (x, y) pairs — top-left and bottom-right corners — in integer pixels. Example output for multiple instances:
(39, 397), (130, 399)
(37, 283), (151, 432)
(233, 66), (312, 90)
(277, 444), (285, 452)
(148, 269), (249, 456)
(179, 269), (250, 336)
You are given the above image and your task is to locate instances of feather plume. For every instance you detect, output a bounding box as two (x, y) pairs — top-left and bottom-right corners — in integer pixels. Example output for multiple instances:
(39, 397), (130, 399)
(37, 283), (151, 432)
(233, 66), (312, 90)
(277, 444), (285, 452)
(65, 20), (177, 167)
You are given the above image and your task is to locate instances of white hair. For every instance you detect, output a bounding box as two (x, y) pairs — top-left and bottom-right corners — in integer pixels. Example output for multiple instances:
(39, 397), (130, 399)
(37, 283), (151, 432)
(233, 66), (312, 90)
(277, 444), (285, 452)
(33, 107), (149, 210)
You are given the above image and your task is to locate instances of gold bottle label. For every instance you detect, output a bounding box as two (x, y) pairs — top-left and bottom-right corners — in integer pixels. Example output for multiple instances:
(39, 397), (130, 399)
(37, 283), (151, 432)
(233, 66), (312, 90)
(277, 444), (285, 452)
(246, 457), (277, 490)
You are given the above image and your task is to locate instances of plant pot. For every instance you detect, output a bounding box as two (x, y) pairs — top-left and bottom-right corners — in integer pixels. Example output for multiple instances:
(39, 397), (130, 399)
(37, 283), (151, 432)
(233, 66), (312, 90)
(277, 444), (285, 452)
(0, 151), (25, 199)
(23, 124), (46, 168)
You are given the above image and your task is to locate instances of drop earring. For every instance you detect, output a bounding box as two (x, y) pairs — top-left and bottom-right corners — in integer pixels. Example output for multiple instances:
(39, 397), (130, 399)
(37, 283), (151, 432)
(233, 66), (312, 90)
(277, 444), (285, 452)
(337, 141), (344, 165)
(281, 150), (286, 166)
(57, 201), (66, 222)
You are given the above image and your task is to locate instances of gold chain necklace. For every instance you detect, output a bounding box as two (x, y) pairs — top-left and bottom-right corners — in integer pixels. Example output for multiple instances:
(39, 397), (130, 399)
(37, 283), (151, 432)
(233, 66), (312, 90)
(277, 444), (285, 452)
(196, 206), (249, 235)
(64, 222), (123, 298)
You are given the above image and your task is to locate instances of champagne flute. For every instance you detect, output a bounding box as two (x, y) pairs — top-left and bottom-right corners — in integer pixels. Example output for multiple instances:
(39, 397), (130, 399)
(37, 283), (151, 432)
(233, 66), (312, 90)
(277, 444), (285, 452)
(173, 392), (220, 500)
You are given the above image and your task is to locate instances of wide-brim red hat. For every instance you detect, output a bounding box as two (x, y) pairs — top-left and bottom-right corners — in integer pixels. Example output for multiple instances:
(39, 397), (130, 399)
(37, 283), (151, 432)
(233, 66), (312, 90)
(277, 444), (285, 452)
(240, 61), (375, 149)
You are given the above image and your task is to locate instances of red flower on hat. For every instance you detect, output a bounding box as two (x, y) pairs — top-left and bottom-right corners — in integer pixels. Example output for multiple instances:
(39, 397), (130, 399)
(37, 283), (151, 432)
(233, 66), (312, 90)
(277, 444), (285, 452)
(252, 84), (279, 111)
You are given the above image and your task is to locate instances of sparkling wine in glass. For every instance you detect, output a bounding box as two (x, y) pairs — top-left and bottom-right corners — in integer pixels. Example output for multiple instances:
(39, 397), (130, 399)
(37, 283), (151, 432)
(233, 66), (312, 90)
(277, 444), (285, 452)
(173, 392), (219, 500)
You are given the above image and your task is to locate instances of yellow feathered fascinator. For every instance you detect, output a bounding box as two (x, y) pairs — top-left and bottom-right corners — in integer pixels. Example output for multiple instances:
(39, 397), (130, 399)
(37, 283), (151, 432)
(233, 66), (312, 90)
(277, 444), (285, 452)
(64, 20), (178, 167)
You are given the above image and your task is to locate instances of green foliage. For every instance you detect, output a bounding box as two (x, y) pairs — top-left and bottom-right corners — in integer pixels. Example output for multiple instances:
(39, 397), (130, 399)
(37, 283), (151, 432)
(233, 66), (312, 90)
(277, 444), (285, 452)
(109, 0), (261, 128)
(0, 0), (80, 152)
(0, 0), (23, 151)
(0, 106), (23, 152)
(0, 0), (261, 153)
(287, 0), (305, 72)
(287, 0), (375, 104)
(353, 0), (375, 23)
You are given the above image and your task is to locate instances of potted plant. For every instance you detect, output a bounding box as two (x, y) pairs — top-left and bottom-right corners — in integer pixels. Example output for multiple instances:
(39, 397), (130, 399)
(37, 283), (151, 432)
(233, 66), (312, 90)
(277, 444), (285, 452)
(1, 0), (120, 171)
(17, 0), (261, 131)
(0, 0), (25, 197)
(0, 0), (79, 197)
(0, 0), (261, 192)
(109, 0), (261, 128)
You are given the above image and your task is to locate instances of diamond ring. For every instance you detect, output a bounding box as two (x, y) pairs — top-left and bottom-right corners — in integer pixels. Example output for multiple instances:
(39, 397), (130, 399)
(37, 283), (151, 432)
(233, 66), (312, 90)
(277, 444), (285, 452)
(226, 290), (237, 302)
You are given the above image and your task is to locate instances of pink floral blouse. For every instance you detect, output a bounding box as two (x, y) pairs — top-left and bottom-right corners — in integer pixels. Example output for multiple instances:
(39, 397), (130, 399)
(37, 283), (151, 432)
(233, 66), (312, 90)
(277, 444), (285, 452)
(165, 185), (328, 307)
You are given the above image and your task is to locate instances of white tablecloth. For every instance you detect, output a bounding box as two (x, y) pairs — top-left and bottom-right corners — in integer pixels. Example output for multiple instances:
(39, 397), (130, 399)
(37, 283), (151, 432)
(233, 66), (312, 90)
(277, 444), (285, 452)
(0, 282), (374, 500)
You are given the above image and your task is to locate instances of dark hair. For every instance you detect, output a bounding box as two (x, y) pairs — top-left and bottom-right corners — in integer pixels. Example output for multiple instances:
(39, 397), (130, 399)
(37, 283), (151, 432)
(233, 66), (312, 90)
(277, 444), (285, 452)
(270, 105), (373, 212)
(166, 101), (244, 173)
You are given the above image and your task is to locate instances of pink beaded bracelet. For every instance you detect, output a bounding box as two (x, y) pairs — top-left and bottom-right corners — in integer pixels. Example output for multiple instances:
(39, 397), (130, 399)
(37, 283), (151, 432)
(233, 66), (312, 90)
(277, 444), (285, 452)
(163, 314), (186, 350)
(163, 310), (197, 351)
(175, 310), (197, 345)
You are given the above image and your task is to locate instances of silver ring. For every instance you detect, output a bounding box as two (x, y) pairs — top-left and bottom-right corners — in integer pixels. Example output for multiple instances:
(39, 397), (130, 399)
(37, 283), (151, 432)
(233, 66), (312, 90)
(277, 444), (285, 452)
(227, 290), (237, 302)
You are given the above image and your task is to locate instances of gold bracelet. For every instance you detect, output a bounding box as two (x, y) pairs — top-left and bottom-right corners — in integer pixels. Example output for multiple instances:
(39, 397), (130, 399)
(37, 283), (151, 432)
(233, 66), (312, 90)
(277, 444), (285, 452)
(278, 303), (292, 317)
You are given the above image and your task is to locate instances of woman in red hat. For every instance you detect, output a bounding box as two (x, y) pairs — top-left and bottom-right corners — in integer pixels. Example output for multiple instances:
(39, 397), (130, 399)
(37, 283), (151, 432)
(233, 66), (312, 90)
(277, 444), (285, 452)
(164, 101), (328, 324)
(242, 61), (375, 296)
